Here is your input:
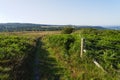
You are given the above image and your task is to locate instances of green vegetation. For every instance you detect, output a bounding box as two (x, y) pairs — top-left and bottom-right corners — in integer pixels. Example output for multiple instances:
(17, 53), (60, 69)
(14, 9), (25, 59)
(61, 27), (74, 34)
(42, 29), (120, 79)
(0, 35), (35, 80)
(0, 29), (120, 80)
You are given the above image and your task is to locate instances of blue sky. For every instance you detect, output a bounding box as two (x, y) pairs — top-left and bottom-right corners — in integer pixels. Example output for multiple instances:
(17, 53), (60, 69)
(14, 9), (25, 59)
(0, 0), (120, 25)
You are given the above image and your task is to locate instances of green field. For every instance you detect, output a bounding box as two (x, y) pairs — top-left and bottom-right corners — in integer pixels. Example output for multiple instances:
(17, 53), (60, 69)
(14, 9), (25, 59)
(0, 29), (120, 80)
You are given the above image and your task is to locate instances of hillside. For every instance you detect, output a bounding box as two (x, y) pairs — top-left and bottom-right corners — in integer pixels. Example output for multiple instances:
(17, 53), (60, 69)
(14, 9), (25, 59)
(104, 26), (120, 30)
(0, 23), (105, 32)
(0, 29), (120, 80)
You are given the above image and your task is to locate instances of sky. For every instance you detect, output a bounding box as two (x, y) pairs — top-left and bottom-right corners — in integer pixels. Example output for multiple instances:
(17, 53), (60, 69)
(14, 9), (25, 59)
(0, 0), (120, 25)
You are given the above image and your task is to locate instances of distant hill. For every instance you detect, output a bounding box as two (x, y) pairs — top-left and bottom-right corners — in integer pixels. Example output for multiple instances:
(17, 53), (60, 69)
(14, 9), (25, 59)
(0, 23), (106, 32)
(104, 26), (120, 30)
(0, 23), (60, 32)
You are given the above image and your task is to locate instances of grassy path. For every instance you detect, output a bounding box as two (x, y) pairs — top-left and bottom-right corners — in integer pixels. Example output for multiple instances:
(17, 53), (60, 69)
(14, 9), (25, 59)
(34, 38), (41, 80)
(34, 37), (62, 80)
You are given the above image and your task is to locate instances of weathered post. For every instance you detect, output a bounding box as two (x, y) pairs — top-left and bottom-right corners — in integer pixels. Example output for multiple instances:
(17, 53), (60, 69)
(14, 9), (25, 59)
(80, 38), (84, 58)
(93, 59), (106, 72)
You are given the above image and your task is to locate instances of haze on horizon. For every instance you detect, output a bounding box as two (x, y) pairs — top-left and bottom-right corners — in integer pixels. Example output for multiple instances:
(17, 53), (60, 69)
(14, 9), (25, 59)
(0, 0), (120, 26)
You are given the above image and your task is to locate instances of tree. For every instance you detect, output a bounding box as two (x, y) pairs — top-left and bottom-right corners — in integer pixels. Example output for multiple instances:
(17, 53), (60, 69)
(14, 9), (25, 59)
(61, 26), (74, 34)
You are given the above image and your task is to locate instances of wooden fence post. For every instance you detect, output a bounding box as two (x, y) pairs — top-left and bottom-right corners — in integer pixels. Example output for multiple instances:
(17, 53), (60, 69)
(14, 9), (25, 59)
(93, 59), (107, 72)
(80, 38), (84, 58)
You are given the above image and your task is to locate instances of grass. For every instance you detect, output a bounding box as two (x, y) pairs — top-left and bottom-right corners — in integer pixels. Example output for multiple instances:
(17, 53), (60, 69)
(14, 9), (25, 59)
(0, 31), (60, 37)
(41, 30), (120, 80)
(0, 30), (120, 80)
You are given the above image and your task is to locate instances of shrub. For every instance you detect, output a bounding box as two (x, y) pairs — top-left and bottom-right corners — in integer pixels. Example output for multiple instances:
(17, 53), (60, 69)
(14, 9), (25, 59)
(61, 26), (74, 34)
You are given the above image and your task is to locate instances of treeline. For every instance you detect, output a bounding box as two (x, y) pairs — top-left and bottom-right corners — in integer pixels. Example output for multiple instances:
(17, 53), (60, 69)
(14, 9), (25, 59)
(0, 26), (63, 32)
(0, 23), (105, 32)
(0, 23), (63, 32)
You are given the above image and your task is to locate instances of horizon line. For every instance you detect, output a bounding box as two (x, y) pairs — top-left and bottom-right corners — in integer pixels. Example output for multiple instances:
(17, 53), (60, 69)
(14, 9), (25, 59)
(0, 22), (120, 26)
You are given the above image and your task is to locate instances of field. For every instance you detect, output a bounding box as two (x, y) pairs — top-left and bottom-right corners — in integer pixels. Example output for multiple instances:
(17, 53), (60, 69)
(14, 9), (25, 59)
(0, 29), (120, 80)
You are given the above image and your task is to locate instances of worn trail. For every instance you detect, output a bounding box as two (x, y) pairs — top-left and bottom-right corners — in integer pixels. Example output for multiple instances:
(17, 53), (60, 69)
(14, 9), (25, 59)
(34, 38), (41, 80)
